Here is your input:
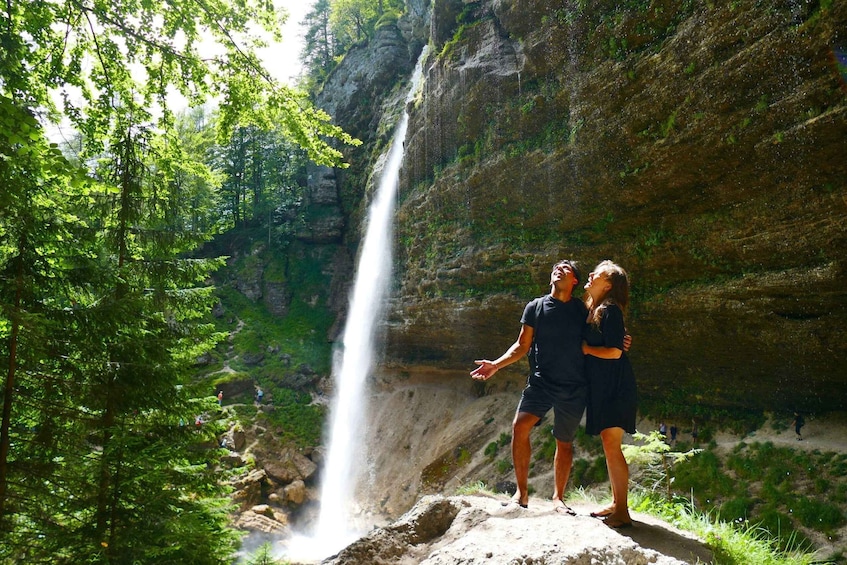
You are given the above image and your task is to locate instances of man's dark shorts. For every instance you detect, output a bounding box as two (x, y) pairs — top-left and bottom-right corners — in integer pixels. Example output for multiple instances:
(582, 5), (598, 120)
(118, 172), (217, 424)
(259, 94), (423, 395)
(517, 383), (587, 443)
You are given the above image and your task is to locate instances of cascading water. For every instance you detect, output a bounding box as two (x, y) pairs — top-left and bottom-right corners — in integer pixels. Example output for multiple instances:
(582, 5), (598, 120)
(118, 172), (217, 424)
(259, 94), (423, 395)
(284, 46), (428, 563)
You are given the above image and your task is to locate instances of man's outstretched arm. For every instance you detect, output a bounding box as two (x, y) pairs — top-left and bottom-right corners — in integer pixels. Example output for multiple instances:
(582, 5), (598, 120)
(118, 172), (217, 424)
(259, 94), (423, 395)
(471, 324), (534, 381)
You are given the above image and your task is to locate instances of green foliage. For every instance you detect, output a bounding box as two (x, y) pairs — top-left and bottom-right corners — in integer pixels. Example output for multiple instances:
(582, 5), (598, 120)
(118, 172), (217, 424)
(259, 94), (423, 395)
(0, 0), (360, 554)
(496, 458), (512, 474)
(497, 432), (511, 447)
(572, 457), (610, 487)
(328, 0), (405, 48)
(245, 542), (287, 565)
(663, 438), (847, 558)
(207, 120), (310, 233)
(484, 441), (500, 459)
(637, 391), (766, 436)
(629, 493), (819, 564)
(259, 387), (325, 447)
(454, 480), (496, 496)
(674, 449), (737, 500)
(623, 431), (701, 498)
(634, 226), (669, 261)
(533, 427), (557, 464)
(720, 496), (754, 522)
(575, 427), (604, 455)
(660, 110), (678, 138)
(213, 252), (333, 377)
(791, 496), (845, 531)
(1, 113), (238, 561)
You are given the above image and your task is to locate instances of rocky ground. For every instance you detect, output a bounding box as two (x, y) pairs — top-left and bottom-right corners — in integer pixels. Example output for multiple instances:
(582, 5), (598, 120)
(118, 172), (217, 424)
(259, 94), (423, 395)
(321, 494), (713, 565)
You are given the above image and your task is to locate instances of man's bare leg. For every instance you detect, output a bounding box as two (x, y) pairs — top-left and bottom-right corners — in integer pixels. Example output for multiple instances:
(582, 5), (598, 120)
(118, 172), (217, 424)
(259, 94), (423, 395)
(552, 439), (576, 515)
(509, 411), (539, 507)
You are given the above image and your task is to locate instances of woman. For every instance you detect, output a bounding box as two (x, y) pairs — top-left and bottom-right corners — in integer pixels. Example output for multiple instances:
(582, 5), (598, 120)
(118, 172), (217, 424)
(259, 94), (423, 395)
(582, 260), (637, 528)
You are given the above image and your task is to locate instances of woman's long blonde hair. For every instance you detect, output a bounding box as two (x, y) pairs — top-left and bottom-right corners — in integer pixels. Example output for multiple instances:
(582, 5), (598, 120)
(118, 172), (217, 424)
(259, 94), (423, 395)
(585, 260), (630, 326)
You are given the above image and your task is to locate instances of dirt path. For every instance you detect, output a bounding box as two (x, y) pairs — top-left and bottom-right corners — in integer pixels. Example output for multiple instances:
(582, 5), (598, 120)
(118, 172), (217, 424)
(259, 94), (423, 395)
(711, 412), (847, 454)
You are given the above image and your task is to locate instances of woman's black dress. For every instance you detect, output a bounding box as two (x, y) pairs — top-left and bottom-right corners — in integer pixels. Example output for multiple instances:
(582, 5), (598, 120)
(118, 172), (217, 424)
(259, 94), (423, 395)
(584, 303), (637, 435)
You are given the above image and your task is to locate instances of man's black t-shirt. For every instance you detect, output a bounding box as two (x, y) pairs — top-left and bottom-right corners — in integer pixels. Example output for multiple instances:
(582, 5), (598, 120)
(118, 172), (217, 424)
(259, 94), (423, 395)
(521, 294), (587, 389)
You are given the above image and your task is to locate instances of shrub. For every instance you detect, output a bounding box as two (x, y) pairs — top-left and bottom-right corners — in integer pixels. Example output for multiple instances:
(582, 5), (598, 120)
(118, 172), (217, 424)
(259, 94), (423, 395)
(496, 458), (512, 474)
(485, 441), (499, 459)
(720, 497), (754, 523)
(790, 496), (846, 531)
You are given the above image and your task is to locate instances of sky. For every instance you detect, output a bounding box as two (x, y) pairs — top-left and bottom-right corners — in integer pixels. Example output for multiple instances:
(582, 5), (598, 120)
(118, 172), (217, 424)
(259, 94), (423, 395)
(261, 0), (311, 84)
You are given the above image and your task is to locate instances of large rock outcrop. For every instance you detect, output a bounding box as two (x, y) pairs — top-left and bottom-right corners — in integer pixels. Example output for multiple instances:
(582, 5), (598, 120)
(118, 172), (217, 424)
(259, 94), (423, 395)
(383, 0), (847, 414)
(322, 495), (713, 565)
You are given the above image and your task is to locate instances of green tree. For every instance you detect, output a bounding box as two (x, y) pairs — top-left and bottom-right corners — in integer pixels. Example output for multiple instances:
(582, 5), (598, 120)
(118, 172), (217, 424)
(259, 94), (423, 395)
(0, 96), (90, 527)
(169, 106), (227, 236)
(0, 0), (351, 561)
(301, 0), (344, 90)
(1, 114), (238, 562)
(331, 0), (381, 44)
(337, 0), (405, 40)
(0, 0), (358, 165)
(210, 121), (308, 235)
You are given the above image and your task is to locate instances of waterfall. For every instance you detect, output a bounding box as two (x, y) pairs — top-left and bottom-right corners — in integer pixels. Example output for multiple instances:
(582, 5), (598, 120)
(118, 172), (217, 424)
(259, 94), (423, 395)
(284, 46), (428, 562)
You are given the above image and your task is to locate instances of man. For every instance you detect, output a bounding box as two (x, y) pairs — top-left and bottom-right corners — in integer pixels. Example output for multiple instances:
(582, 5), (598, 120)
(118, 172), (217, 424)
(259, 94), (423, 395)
(792, 411), (805, 441)
(471, 260), (587, 514)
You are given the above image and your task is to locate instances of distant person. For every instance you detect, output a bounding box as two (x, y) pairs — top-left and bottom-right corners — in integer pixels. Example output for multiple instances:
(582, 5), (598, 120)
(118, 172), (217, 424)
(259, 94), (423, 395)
(670, 424), (678, 444)
(659, 422), (667, 439)
(217, 390), (223, 406)
(792, 411), (805, 441)
(582, 260), (636, 529)
(256, 387), (264, 404)
(471, 260), (588, 515)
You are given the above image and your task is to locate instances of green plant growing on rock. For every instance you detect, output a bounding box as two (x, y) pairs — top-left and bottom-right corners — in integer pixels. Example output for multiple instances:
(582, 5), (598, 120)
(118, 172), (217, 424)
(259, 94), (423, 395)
(259, 386), (325, 447)
(660, 109), (678, 137)
(485, 441), (500, 459)
(455, 480), (496, 496)
(496, 458), (512, 474)
(533, 424), (557, 463)
(622, 431), (700, 500)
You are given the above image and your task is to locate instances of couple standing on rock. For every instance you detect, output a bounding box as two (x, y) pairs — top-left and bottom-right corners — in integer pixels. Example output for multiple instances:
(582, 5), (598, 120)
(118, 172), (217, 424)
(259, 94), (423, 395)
(471, 259), (636, 529)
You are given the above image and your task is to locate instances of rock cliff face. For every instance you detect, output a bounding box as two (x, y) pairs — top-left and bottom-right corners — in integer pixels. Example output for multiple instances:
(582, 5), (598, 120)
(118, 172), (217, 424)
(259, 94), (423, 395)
(304, 0), (847, 530)
(378, 0), (847, 414)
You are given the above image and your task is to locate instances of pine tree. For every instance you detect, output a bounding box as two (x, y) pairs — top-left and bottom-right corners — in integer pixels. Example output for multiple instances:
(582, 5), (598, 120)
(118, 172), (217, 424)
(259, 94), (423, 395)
(0, 0), (359, 559)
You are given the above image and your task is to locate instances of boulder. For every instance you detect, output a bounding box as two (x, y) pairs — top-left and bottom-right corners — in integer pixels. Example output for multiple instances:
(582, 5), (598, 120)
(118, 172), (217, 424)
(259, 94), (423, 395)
(262, 448), (318, 484)
(233, 510), (288, 535)
(229, 469), (267, 511)
(283, 479), (307, 505)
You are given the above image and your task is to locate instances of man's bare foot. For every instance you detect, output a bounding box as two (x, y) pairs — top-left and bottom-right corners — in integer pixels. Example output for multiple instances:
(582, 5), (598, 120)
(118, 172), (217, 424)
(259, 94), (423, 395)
(552, 498), (576, 516)
(501, 493), (528, 508)
(589, 506), (615, 518)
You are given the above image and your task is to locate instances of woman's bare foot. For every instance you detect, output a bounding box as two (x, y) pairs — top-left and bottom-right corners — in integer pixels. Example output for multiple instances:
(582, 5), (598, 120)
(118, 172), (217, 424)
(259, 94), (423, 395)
(602, 511), (632, 528)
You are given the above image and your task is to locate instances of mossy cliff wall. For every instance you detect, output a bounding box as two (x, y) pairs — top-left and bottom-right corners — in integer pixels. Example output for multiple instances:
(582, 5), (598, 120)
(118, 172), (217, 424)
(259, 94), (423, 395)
(373, 0), (847, 414)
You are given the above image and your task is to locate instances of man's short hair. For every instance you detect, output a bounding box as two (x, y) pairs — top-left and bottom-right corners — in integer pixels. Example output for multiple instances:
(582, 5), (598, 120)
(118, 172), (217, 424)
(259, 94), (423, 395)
(553, 259), (582, 285)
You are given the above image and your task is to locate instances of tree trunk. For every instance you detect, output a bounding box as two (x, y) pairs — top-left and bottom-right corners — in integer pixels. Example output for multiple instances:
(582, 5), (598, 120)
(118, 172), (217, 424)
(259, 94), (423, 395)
(0, 252), (23, 521)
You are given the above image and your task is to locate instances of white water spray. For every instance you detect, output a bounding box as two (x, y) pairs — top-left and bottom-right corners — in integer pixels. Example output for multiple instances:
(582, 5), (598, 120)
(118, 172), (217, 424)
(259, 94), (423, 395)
(284, 47), (428, 562)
